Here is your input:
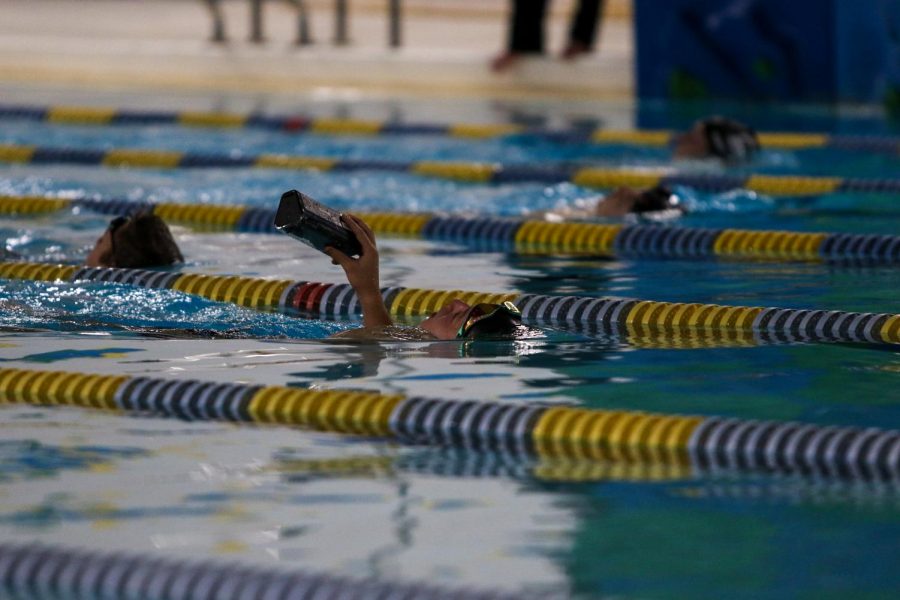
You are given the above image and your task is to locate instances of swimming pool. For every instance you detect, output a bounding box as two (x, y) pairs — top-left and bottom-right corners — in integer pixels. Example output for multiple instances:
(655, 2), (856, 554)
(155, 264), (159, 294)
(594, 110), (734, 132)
(1, 91), (899, 598)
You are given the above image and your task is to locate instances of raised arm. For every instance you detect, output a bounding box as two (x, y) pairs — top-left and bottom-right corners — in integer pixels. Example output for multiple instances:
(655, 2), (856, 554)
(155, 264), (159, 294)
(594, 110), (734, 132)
(324, 213), (394, 329)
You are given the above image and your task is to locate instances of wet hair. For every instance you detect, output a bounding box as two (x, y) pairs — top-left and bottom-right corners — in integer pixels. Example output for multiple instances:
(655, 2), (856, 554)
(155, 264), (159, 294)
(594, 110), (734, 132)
(701, 117), (760, 162)
(110, 212), (184, 268)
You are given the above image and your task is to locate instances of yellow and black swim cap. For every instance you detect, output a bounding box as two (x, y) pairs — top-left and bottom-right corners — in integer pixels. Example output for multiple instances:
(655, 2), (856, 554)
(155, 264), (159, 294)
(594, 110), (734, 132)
(456, 301), (522, 339)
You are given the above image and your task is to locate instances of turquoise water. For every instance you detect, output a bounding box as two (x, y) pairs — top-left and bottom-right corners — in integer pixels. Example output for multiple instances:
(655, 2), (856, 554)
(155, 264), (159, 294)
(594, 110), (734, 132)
(1, 97), (899, 598)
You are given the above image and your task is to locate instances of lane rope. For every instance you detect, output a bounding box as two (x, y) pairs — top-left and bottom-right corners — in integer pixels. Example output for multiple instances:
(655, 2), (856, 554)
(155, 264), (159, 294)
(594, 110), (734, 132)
(0, 542), (525, 600)
(3, 103), (900, 154)
(1, 366), (899, 481)
(2, 143), (899, 196)
(3, 194), (898, 264)
(1, 261), (898, 346)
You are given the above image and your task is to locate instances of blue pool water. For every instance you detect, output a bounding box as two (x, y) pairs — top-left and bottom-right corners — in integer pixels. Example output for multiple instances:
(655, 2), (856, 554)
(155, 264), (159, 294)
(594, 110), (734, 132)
(1, 94), (899, 598)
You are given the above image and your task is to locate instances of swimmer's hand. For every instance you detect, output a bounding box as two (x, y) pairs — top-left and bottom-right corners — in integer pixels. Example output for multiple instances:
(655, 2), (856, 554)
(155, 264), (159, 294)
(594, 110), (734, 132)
(325, 214), (392, 328)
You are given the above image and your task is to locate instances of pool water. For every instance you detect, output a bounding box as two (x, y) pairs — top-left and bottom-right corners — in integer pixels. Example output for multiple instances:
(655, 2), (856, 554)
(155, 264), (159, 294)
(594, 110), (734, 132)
(1, 93), (899, 598)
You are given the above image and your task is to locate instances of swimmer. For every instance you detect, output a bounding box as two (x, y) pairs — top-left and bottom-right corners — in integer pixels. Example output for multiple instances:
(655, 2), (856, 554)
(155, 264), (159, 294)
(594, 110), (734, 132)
(85, 212), (184, 268)
(540, 117), (757, 220)
(592, 184), (684, 218)
(673, 116), (760, 162)
(323, 214), (521, 341)
(540, 184), (685, 220)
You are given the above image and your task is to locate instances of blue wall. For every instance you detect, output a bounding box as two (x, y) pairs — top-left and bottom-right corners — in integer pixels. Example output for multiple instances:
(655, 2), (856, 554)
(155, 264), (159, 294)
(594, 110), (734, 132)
(635, 0), (900, 104)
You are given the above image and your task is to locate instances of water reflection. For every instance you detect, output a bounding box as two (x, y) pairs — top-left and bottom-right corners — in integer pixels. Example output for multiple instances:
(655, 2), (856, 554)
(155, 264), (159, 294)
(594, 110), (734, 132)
(0, 440), (146, 482)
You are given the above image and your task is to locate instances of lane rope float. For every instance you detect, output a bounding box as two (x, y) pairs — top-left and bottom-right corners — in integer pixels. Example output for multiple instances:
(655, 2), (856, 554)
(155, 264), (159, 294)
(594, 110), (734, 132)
(1, 366), (899, 481)
(0, 542), (525, 600)
(1, 260), (899, 346)
(2, 194), (898, 264)
(2, 143), (899, 196)
(3, 102), (900, 154)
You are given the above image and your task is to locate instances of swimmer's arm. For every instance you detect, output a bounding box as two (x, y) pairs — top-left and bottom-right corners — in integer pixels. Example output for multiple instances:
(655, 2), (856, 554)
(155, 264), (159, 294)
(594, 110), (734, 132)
(526, 190), (636, 222)
(325, 213), (393, 329)
(356, 288), (393, 329)
(329, 327), (378, 340)
(537, 205), (593, 221)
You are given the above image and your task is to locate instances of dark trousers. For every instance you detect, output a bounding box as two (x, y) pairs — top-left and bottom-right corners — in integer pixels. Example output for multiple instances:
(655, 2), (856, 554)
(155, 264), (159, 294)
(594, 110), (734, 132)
(508, 0), (606, 54)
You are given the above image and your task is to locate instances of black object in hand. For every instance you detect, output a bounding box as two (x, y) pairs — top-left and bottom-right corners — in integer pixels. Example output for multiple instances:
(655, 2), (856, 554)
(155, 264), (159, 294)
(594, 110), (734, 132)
(274, 190), (363, 257)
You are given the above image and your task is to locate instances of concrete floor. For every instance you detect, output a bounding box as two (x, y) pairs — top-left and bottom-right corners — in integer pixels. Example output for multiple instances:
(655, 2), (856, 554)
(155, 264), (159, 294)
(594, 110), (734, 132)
(0, 0), (634, 104)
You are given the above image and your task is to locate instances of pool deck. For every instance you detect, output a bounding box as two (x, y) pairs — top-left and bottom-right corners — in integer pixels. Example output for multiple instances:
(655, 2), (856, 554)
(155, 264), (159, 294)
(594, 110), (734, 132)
(0, 0), (633, 104)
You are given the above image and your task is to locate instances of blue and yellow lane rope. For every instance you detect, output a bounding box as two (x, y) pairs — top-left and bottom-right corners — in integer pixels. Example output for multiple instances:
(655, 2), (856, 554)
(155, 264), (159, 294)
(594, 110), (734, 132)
(1, 261), (898, 347)
(2, 143), (900, 196)
(1, 366), (899, 482)
(4, 103), (900, 154)
(2, 194), (898, 264)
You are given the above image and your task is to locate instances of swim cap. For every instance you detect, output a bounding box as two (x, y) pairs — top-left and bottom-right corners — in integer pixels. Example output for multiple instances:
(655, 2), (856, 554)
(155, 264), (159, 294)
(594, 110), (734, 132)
(631, 185), (683, 214)
(701, 117), (760, 162)
(456, 301), (522, 339)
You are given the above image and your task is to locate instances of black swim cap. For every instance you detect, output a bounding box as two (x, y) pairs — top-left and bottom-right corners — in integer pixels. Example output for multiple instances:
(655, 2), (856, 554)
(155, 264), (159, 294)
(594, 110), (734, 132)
(631, 185), (683, 214)
(701, 117), (760, 162)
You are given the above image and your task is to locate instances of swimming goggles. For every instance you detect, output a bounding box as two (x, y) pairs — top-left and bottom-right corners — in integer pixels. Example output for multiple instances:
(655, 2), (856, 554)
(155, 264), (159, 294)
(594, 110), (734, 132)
(456, 301), (522, 339)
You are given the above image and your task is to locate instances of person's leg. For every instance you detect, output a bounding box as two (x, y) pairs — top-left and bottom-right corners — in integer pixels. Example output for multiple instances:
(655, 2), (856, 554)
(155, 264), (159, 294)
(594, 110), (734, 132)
(492, 0), (549, 71)
(563, 0), (606, 59)
(510, 0), (549, 53)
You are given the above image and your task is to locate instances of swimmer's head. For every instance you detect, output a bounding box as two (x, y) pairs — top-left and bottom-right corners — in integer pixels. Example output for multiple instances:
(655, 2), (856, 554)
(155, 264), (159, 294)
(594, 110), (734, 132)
(420, 299), (521, 340)
(674, 116), (759, 162)
(595, 186), (685, 217)
(85, 212), (184, 269)
(630, 185), (683, 214)
(455, 301), (522, 339)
